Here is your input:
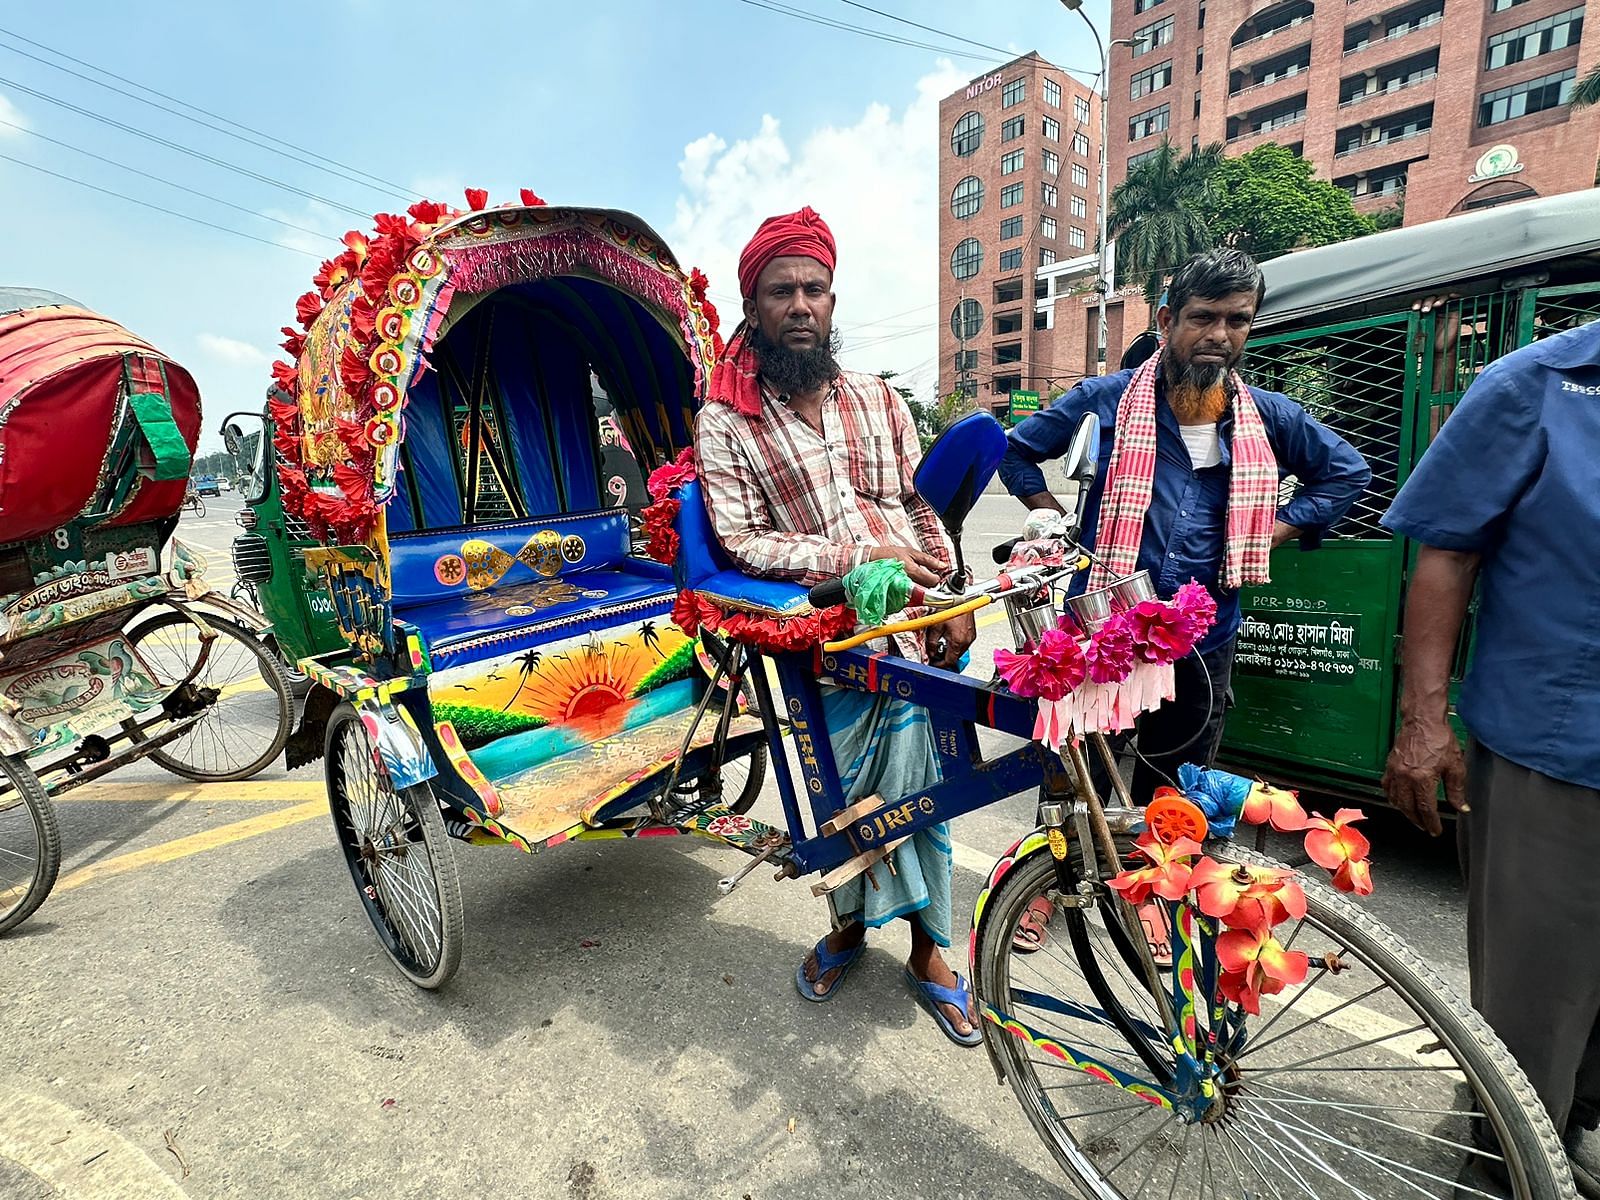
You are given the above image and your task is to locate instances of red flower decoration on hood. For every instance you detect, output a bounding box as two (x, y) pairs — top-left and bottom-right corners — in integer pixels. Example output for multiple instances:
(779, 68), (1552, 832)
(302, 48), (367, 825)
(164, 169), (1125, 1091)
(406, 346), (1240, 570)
(269, 359), (299, 392)
(1126, 599), (1198, 664)
(519, 188), (546, 206)
(267, 396), (299, 429)
(641, 498), (681, 564)
(294, 291), (325, 329)
(407, 199), (451, 225)
(646, 448), (697, 502)
(464, 187), (489, 211)
(279, 326), (305, 359)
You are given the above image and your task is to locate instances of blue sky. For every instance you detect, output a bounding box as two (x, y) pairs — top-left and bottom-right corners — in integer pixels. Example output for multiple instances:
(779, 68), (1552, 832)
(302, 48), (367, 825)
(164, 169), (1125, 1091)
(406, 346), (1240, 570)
(1, 1), (1105, 450)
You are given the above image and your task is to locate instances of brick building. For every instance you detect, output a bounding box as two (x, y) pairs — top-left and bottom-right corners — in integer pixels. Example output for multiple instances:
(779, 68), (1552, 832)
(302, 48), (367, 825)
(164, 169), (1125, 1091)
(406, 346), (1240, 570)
(1106, 0), (1600, 225)
(936, 54), (1104, 409)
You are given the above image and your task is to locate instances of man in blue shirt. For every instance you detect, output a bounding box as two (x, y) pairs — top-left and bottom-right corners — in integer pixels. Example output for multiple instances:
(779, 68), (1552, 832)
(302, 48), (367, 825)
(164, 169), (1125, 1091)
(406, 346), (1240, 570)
(1383, 315), (1600, 1196)
(999, 250), (1370, 804)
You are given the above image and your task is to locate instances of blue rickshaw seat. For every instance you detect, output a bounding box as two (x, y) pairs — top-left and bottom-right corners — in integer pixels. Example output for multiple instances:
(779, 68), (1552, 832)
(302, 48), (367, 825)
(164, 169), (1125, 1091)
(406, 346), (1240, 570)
(673, 480), (811, 616)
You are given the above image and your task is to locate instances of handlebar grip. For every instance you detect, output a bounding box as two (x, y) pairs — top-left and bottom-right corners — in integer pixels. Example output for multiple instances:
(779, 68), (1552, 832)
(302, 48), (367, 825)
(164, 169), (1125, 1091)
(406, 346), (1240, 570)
(807, 578), (849, 609)
(992, 537), (1021, 565)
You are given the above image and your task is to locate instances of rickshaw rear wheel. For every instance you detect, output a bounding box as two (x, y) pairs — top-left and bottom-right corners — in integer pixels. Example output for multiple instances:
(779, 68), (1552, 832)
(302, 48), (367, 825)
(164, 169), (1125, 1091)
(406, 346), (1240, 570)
(0, 755), (60, 936)
(126, 611), (292, 782)
(973, 846), (1574, 1199)
(324, 704), (463, 990)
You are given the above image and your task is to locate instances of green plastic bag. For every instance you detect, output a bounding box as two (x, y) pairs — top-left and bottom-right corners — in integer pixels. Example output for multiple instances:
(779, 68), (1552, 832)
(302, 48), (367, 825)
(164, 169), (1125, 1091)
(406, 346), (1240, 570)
(842, 557), (912, 626)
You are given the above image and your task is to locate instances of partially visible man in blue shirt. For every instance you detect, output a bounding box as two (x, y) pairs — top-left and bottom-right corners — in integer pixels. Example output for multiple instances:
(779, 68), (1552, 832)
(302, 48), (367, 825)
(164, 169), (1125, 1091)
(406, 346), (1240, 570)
(999, 250), (1370, 803)
(1383, 315), (1600, 1195)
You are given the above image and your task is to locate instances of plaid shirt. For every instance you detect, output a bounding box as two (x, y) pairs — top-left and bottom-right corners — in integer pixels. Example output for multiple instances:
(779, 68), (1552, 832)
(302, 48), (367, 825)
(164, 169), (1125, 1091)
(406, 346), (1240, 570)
(695, 370), (956, 587)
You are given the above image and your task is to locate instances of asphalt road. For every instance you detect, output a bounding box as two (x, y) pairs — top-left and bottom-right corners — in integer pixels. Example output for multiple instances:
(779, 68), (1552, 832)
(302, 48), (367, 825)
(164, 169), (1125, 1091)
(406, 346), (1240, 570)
(0, 493), (1473, 1199)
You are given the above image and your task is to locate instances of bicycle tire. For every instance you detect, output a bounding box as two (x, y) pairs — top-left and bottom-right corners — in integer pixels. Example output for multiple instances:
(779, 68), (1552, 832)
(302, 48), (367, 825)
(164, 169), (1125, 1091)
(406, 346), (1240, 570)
(0, 755), (60, 936)
(697, 630), (769, 816)
(126, 612), (291, 782)
(973, 844), (1574, 1199)
(324, 704), (463, 989)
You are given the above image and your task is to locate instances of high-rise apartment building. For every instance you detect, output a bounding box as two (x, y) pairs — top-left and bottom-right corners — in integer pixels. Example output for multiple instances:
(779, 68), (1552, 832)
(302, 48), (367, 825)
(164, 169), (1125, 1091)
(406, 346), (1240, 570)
(1107, 0), (1600, 226)
(937, 53), (1103, 407)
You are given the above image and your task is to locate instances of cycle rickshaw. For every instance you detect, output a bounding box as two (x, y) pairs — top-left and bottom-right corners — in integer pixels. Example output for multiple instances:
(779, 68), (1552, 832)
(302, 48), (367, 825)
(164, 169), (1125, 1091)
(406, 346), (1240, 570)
(242, 197), (1572, 1196)
(0, 289), (295, 935)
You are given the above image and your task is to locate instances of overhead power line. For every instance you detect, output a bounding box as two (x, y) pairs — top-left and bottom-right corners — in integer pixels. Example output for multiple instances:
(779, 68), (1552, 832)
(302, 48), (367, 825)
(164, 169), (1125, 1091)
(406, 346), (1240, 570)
(0, 119), (340, 243)
(731, 0), (1004, 63)
(0, 75), (375, 220)
(0, 151), (319, 258)
(830, 0), (1012, 56)
(0, 27), (420, 202)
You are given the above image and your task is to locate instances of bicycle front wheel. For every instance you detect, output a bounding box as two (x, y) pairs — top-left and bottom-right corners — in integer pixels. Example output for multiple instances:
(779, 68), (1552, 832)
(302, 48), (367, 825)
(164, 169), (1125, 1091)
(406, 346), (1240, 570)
(0, 755), (60, 935)
(974, 845), (1574, 1199)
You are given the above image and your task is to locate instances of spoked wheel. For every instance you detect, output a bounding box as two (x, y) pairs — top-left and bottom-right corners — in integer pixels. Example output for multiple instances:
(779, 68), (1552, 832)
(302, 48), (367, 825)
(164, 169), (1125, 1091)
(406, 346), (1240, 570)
(697, 630), (769, 815)
(267, 636), (314, 700)
(974, 846), (1574, 1199)
(191, 497), (206, 519)
(0, 755), (60, 935)
(126, 611), (291, 781)
(324, 704), (463, 989)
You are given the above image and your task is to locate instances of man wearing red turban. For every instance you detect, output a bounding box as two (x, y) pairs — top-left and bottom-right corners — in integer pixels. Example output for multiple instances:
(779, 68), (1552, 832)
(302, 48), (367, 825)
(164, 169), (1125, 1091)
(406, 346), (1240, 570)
(696, 207), (983, 1048)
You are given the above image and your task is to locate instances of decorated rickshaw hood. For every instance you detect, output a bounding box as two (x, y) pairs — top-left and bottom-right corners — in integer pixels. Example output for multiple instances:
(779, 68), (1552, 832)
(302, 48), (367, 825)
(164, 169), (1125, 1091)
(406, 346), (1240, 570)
(268, 192), (723, 546)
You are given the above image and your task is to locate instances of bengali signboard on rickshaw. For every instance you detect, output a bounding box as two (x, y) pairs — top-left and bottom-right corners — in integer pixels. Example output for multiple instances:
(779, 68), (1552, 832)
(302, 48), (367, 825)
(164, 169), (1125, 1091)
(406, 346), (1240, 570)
(1234, 610), (1366, 685)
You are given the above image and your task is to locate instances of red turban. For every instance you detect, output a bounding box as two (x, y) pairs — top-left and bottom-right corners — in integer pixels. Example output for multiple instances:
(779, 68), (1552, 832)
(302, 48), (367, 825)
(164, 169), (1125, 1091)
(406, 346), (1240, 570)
(736, 206), (836, 298)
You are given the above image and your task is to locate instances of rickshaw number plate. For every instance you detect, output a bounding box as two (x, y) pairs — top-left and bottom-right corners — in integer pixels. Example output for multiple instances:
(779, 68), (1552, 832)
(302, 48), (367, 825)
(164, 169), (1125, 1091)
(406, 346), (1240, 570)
(0, 633), (167, 752)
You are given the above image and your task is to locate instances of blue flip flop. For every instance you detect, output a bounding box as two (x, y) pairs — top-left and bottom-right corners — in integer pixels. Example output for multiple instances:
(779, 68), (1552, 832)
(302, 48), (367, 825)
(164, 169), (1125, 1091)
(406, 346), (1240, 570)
(795, 934), (865, 1003)
(904, 966), (985, 1047)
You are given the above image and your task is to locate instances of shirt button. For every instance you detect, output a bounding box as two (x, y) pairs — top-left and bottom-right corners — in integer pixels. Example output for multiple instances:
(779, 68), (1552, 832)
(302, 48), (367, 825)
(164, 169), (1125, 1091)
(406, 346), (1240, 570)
(1168, 552), (1177, 559)
(1180, 510), (1189, 517)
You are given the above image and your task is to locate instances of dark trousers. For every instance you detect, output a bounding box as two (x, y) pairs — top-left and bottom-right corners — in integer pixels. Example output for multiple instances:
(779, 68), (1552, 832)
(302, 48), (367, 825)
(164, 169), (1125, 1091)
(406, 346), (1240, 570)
(1462, 740), (1600, 1136)
(1087, 639), (1236, 806)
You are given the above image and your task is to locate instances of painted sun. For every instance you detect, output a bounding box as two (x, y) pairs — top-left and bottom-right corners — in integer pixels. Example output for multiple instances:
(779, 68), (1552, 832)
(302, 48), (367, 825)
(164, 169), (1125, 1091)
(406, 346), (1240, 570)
(516, 638), (656, 735)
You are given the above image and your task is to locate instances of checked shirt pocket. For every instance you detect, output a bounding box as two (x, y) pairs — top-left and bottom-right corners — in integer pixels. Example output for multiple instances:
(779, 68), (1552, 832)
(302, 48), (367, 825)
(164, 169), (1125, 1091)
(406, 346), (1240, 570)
(847, 435), (900, 500)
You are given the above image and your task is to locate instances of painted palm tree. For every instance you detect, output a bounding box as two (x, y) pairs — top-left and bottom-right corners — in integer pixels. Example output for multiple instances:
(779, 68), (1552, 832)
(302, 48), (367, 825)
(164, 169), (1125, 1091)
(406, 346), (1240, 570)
(500, 649), (542, 712)
(1574, 66), (1600, 109)
(639, 619), (665, 659)
(1107, 139), (1225, 307)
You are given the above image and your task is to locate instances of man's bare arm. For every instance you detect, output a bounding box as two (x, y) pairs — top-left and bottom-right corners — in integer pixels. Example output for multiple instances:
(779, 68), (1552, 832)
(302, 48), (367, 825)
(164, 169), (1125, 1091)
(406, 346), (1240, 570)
(1381, 546), (1480, 836)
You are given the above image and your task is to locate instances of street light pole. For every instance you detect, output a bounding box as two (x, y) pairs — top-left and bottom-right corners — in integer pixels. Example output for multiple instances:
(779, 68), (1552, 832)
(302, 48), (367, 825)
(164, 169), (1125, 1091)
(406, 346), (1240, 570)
(1060, 0), (1114, 374)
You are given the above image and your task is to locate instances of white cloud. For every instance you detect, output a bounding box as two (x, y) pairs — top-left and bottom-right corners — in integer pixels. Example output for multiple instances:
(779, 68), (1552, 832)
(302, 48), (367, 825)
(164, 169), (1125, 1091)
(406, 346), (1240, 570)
(669, 62), (966, 405)
(0, 92), (25, 135)
(197, 333), (272, 365)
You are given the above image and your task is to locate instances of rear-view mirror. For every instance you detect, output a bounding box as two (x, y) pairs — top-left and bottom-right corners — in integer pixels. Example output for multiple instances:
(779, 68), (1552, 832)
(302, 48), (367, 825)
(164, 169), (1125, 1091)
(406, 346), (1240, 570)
(222, 421), (243, 458)
(1058, 413), (1100, 490)
(915, 410), (1008, 536)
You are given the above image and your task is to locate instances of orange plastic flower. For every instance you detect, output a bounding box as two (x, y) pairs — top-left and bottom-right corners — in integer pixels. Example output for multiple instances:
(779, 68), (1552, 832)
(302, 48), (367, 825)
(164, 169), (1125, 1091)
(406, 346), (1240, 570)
(1241, 781), (1308, 832)
(1303, 808), (1372, 872)
(1217, 927), (1309, 1015)
(1331, 857), (1374, 896)
(1106, 832), (1201, 905)
(1188, 857), (1307, 934)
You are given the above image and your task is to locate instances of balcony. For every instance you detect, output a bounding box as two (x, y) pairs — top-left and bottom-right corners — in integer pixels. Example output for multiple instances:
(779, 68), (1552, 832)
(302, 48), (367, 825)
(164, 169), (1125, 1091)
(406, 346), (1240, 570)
(1232, 13), (1315, 54)
(1340, 67), (1438, 108)
(1342, 10), (1442, 56)
(1229, 66), (1314, 112)
(1229, 45), (1313, 96)
(1232, 1), (1317, 52)
(1333, 125), (1431, 159)
(1228, 91), (1310, 142)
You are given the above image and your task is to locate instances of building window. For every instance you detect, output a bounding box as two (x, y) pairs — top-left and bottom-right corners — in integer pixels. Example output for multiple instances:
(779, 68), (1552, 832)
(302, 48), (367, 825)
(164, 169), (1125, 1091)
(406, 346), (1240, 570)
(1043, 149), (1061, 175)
(1478, 68), (1576, 125)
(1071, 163), (1089, 187)
(1194, 90), (1202, 118)
(1001, 149), (1025, 175)
(1491, 0), (1533, 10)
(950, 298), (984, 340)
(995, 311), (1024, 335)
(1072, 131), (1091, 156)
(993, 374), (1022, 396)
(950, 237), (983, 281)
(1002, 77), (1026, 107)
(1134, 0), (1166, 10)
(1130, 60), (1173, 99)
(1002, 115), (1026, 141)
(1040, 215), (1058, 240)
(1070, 194), (1087, 218)
(1044, 78), (1062, 107)
(1040, 248), (1057, 267)
(1043, 116), (1061, 141)
(1129, 147), (1161, 171)
(1000, 215), (1024, 240)
(954, 349), (978, 372)
(1196, 46), (1204, 73)
(1074, 95), (1091, 123)
(1034, 309), (1051, 331)
(950, 175), (983, 219)
(1129, 103), (1170, 141)
(994, 342), (1023, 365)
(1042, 181), (1058, 207)
(1486, 8), (1584, 70)
(1133, 15), (1175, 57)
(999, 247), (1023, 271)
(1069, 226), (1087, 249)
(950, 110), (984, 157)
(995, 278), (1024, 303)
(1000, 182), (1024, 208)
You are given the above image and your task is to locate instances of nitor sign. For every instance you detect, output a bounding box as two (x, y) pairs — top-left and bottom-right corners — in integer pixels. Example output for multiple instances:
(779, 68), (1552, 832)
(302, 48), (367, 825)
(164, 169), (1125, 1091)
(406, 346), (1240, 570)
(966, 72), (1002, 99)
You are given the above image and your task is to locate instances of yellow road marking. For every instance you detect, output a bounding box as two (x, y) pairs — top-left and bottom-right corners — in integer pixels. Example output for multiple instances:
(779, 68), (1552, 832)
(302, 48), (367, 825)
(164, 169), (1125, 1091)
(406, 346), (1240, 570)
(55, 779), (315, 804)
(0, 1085), (187, 1198)
(55, 800), (325, 894)
(977, 607), (1007, 629)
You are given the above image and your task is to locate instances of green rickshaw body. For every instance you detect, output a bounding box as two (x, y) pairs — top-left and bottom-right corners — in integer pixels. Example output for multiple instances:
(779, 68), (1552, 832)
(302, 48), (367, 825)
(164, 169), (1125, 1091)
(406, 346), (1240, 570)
(1220, 189), (1600, 800)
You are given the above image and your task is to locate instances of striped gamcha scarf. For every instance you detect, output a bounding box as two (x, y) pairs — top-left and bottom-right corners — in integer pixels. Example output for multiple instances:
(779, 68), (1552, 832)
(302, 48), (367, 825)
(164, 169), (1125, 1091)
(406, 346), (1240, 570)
(1087, 354), (1279, 593)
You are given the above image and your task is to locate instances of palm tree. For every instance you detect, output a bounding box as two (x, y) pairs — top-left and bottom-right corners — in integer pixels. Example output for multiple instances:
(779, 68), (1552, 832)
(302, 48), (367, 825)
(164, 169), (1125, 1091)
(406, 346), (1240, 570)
(1107, 139), (1226, 308)
(1574, 65), (1600, 109)
(501, 649), (542, 712)
(639, 620), (665, 659)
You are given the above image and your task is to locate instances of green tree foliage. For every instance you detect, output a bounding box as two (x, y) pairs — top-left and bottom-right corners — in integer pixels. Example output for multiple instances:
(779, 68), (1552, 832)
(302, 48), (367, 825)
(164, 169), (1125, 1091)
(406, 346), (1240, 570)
(1573, 64), (1600, 108)
(1107, 139), (1224, 306)
(432, 703), (548, 749)
(909, 392), (979, 451)
(1371, 200), (1405, 232)
(1207, 144), (1375, 260)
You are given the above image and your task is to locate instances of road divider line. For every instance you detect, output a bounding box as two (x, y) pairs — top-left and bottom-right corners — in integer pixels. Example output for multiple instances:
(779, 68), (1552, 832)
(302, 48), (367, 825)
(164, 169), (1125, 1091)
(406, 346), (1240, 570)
(55, 779), (316, 804)
(55, 800), (326, 894)
(0, 1084), (187, 1198)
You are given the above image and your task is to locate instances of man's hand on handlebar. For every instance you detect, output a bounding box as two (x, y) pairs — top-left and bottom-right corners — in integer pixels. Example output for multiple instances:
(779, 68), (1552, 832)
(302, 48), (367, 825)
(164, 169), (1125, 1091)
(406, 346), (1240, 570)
(867, 544), (947, 588)
(928, 610), (976, 671)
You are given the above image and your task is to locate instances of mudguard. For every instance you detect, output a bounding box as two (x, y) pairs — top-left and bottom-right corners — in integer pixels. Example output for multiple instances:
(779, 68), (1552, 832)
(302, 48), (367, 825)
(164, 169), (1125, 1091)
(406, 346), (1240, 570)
(968, 826), (1054, 1084)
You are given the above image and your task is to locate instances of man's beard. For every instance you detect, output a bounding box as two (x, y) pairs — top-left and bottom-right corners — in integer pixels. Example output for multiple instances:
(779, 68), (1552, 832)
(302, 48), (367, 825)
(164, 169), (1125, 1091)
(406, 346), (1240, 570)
(747, 323), (842, 397)
(1163, 349), (1231, 424)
